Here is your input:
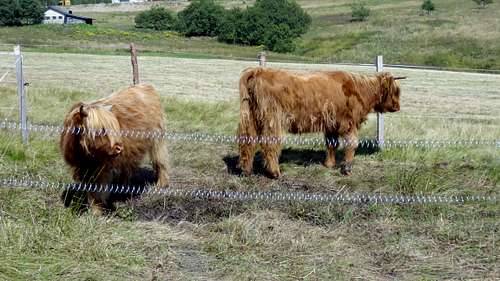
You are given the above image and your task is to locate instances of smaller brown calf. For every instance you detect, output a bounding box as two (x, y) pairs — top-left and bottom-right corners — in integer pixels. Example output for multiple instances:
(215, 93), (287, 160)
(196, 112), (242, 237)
(238, 67), (404, 177)
(60, 84), (169, 215)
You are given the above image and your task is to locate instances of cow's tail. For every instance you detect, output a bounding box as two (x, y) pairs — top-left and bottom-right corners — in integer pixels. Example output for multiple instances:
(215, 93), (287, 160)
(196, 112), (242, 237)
(238, 67), (260, 131)
(238, 68), (261, 175)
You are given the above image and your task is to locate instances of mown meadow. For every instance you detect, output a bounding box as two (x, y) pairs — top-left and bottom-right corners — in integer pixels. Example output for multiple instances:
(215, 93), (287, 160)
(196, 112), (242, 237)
(0, 0), (499, 279)
(0, 50), (498, 279)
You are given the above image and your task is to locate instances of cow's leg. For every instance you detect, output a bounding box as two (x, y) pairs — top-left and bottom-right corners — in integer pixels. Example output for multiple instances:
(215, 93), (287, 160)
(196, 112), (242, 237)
(88, 192), (113, 216)
(260, 122), (283, 178)
(88, 170), (115, 216)
(238, 122), (258, 176)
(341, 129), (358, 176)
(151, 139), (170, 188)
(261, 142), (282, 178)
(324, 131), (339, 168)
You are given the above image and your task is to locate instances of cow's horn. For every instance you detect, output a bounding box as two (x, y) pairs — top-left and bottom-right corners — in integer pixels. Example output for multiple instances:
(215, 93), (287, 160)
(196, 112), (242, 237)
(394, 76), (407, 80)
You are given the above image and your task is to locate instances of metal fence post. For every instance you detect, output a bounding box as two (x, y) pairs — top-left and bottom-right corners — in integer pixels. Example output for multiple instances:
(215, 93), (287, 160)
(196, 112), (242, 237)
(258, 52), (266, 66)
(130, 43), (139, 85)
(376, 55), (384, 148)
(14, 45), (28, 144)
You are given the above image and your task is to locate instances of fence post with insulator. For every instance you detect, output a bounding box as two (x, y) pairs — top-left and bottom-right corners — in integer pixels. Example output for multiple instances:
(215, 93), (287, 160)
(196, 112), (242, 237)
(258, 52), (266, 66)
(14, 45), (28, 144)
(376, 55), (384, 148)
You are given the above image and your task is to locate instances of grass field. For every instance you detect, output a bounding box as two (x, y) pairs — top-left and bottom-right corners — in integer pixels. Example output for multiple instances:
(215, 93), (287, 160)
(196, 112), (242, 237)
(1, 0), (500, 69)
(0, 51), (499, 280)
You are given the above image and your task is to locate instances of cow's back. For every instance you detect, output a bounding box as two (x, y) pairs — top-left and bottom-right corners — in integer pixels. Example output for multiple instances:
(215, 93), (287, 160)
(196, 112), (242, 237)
(102, 84), (165, 132)
(247, 68), (348, 133)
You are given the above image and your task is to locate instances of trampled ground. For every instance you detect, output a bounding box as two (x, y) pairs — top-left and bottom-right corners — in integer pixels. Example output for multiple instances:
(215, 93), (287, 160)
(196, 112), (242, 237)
(0, 51), (499, 280)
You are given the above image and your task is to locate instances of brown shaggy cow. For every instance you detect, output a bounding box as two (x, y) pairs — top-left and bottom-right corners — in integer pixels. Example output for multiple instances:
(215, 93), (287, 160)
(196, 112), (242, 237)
(60, 84), (169, 215)
(238, 67), (404, 177)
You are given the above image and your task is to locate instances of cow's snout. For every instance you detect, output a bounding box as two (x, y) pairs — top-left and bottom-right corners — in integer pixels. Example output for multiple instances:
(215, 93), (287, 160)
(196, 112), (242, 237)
(109, 143), (123, 156)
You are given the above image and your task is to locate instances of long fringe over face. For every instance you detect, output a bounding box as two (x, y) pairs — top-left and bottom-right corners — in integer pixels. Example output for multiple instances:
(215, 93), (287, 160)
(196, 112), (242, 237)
(78, 106), (122, 155)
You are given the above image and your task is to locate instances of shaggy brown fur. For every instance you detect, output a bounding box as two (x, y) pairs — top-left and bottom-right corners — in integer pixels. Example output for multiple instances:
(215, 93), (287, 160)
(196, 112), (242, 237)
(60, 84), (169, 215)
(238, 67), (403, 177)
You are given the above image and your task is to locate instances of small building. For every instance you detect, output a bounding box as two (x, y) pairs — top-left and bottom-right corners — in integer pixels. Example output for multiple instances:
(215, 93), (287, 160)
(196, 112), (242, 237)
(43, 6), (93, 25)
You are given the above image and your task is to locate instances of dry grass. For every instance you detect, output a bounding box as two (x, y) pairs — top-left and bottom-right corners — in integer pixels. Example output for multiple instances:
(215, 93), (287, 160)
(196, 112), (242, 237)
(1, 0), (500, 70)
(1, 51), (499, 140)
(0, 52), (499, 280)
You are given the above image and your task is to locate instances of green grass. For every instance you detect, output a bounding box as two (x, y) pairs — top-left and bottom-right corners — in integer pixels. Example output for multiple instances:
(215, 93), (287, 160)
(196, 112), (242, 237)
(1, 0), (500, 69)
(0, 1), (499, 278)
(0, 78), (498, 279)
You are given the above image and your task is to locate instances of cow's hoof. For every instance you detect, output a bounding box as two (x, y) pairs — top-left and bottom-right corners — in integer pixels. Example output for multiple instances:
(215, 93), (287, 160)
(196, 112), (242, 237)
(268, 170), (281, 179)
(91, 205), (104, 216)
(237, 165), (252, 176)
(340, 163), (353, 176)
(157, 177), (170, 189)
(324, 160), (336, 169)
(241, 169), (253, 176)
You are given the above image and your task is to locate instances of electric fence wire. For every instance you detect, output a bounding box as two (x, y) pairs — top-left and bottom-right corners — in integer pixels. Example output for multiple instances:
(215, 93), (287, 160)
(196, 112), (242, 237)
(0, 176), (497, 205)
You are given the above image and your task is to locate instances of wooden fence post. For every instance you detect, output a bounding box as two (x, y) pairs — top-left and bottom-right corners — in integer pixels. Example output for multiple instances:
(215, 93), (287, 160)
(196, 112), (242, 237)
(376, 55), (384, 148)
(258, 52), (266, 66)
(14, 45), (28, 144)
(130, 43), (139, 85)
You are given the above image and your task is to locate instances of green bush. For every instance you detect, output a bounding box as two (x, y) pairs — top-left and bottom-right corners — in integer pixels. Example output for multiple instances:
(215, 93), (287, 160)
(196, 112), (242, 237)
(177, 0), (224, 37)
(421, 0), (435, 15)
(135, 6), (177, 31)
(217, 0), (311, 53)
(262, 24), (295, 53)
(351, 2), (370, 22)
(0, 0), (44, 26)
(216, 7), (246, 44)
(473, 0), (493, 8)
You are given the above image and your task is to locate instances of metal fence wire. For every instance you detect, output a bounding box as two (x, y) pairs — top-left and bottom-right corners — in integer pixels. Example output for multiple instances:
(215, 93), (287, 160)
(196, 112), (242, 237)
(1, 177), (497, 205)
(0, 120), (498, 149)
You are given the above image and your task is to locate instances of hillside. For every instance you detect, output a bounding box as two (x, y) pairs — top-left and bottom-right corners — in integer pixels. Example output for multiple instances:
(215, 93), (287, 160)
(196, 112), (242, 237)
(0, 0), (499, 69)
(0, 51), (499, 280)
(0, 1), (499, 280)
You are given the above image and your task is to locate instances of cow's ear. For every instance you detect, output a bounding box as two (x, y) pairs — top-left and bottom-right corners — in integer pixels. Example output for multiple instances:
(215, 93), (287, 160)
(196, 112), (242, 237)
(71, 103), (88, 123)
(383, 74), (395, 87)
(79, 104), (88, 118)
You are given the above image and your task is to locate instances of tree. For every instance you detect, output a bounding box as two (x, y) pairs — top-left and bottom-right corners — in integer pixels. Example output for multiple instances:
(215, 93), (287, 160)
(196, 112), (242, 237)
(262, 23), (295, 53)
(473, 0), (493, 8)
(177, 0), (225, 37)
(217, 0), (311, 52)
(0, 0), (44, 26)
(216, 7), (246, 44)
(20, 0), (45, 25)
(135, 6), (177, 31)
(351, 2), (370, 22)
(421, 0), (435, 15)
(0, 1), (21, 26)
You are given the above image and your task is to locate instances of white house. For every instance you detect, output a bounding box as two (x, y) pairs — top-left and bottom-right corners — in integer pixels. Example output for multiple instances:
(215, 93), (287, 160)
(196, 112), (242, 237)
(43, 6), (93, 25)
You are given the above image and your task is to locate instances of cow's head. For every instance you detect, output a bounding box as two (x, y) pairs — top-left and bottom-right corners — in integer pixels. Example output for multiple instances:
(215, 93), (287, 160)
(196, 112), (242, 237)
(65, 102), (123, 159)
(375, 73), (405, 113)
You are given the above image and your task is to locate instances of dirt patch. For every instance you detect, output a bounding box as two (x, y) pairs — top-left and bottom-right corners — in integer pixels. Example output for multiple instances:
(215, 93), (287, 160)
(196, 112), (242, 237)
(130, 195), (247, 224)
